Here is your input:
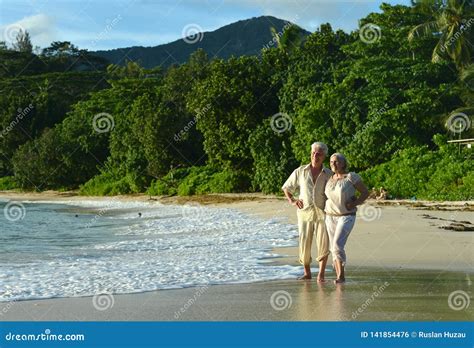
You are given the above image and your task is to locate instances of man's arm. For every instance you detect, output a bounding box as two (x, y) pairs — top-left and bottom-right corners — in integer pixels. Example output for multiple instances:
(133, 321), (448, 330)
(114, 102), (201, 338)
(282, 168), (304, 208)
(282, 188), (304, 209)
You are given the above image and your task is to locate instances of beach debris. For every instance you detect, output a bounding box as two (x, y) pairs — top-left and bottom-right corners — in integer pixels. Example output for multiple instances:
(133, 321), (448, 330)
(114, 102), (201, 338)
(420, 214), (474, 231)
(440, 223), (474, 232)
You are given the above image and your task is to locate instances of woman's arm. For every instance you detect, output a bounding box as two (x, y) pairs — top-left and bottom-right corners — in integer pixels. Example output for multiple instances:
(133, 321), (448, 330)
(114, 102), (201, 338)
(346, 180), (369, 210)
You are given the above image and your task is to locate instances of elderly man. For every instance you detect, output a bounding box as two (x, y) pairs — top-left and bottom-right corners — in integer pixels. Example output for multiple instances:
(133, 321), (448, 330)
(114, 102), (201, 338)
(282, 142), (332, 281)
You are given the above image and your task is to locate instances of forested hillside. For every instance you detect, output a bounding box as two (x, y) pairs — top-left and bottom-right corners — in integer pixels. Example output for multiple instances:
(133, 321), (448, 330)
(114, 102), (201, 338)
(1, 2), (472, 200)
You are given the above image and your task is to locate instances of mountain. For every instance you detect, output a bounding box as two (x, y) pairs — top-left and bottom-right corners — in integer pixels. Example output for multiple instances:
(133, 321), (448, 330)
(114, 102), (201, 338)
(91, 16), (310, 69)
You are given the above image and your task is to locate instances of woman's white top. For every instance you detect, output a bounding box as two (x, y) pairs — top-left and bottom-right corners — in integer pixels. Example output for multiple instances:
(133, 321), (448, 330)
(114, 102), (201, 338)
(324, 172), (362, 215)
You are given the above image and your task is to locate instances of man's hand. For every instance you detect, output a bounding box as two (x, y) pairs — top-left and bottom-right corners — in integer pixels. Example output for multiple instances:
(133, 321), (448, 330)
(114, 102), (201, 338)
(292, 199), (304, 209)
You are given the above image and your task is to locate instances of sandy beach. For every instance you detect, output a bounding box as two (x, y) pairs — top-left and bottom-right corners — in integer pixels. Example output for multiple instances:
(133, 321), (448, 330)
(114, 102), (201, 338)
(0, 191), (472, 321)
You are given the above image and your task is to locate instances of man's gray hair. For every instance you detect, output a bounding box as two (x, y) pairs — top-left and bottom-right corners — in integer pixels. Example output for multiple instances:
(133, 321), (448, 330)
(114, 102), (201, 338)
(311, 142), (328, 156)
(330, 152), (348, 170)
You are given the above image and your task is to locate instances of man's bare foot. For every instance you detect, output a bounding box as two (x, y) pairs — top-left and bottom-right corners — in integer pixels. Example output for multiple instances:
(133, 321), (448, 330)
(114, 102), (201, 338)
(316, 277), (326, 283)
(334, 278), (345, 284)
(298, 275), (312, 280)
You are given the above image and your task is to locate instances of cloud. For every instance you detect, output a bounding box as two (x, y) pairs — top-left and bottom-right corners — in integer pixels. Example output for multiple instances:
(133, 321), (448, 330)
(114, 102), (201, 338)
(0, 1), (410, 51)
(223, 0), (394, 32)
(0, 13), (57, 48)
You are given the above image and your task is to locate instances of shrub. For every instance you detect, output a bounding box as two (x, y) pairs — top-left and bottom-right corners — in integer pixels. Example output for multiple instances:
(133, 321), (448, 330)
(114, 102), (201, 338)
(0, 176), (18, 190)
(80, 167), (147, 196)
(146, 167), (191, 196)
(147, 165), (251, 196)
(361, 135), (473, 200)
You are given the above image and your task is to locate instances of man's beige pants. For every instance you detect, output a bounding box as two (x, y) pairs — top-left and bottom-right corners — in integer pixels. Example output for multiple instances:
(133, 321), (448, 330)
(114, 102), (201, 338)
(297, 209), (330, 266)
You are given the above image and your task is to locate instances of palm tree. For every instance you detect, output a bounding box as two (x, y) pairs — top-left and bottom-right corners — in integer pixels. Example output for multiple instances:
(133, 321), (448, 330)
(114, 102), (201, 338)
(409, 1), (473, 137)
(408, 0), (473, 69)
(270, 24), (306, 54)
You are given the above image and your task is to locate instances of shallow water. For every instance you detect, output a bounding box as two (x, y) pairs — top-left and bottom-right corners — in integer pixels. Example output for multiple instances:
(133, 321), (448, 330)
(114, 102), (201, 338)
(0, 199), (302, 301)
(1, 268), (471, 321)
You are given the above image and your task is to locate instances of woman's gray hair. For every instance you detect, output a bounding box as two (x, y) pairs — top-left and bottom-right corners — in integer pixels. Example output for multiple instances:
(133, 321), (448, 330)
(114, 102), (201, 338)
(330, 152), (348, 170)
(311, 142), (328, 156)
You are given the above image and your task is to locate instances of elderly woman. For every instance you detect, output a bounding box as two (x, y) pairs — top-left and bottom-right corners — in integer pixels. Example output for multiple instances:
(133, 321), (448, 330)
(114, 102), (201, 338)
(325, 153), (369, 283)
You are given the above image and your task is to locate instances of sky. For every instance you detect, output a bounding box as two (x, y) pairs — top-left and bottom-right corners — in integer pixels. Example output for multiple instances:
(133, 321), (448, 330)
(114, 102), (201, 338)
(0, 0), (411, 51)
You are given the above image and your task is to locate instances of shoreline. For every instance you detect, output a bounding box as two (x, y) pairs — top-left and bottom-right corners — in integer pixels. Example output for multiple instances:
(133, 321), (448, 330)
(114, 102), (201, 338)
(0, 190), (474, 207)
(1, 190), (473, 273)
(1, 189), (473, 207)
(2, 267), (471, 321)
(1, 191), (473, 320)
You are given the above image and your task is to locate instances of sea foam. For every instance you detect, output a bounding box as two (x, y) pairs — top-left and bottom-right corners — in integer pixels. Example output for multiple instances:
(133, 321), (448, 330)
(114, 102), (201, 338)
(1, 199), (300, 301)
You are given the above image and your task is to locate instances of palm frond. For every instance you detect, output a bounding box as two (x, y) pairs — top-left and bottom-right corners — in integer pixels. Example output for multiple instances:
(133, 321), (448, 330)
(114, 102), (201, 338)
(461, 64), (474, 80)
(408, 21), (440, 41)
(269, 27), (281, 49)
(432, 34), (450, 62)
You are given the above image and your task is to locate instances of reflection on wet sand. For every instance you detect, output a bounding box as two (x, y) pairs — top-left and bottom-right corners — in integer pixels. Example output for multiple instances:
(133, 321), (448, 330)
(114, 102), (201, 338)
(295, 281), (349, 321)
(286, 267), (471, 321)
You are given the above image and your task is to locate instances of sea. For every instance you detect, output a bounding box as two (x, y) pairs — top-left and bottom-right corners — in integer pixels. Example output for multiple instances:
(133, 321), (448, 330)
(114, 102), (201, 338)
(0, 199), (301, 301)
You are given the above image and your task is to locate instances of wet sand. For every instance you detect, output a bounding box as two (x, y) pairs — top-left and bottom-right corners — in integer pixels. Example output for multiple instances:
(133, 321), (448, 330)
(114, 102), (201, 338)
(1, 268), (471, 321)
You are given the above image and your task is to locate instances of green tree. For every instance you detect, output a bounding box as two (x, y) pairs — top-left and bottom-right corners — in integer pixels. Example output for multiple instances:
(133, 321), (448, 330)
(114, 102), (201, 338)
(42, 41), (79, 57)
(12, 29), (32, 53)
(282, 5), (460, 169)
(249, 121), (297, 193)
(188, 55), (279, 173)
(408, 0), (474, 69)
(0, 72), (108, 176)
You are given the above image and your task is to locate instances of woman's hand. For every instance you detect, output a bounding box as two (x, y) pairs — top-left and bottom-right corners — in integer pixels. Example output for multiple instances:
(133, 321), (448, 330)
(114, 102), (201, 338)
(345, 201), (356, 210)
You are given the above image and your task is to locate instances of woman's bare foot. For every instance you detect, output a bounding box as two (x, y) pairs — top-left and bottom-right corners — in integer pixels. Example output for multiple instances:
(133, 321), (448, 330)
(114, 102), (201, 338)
(334, 278), (345, 284)
(317, 277), (326, 283)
